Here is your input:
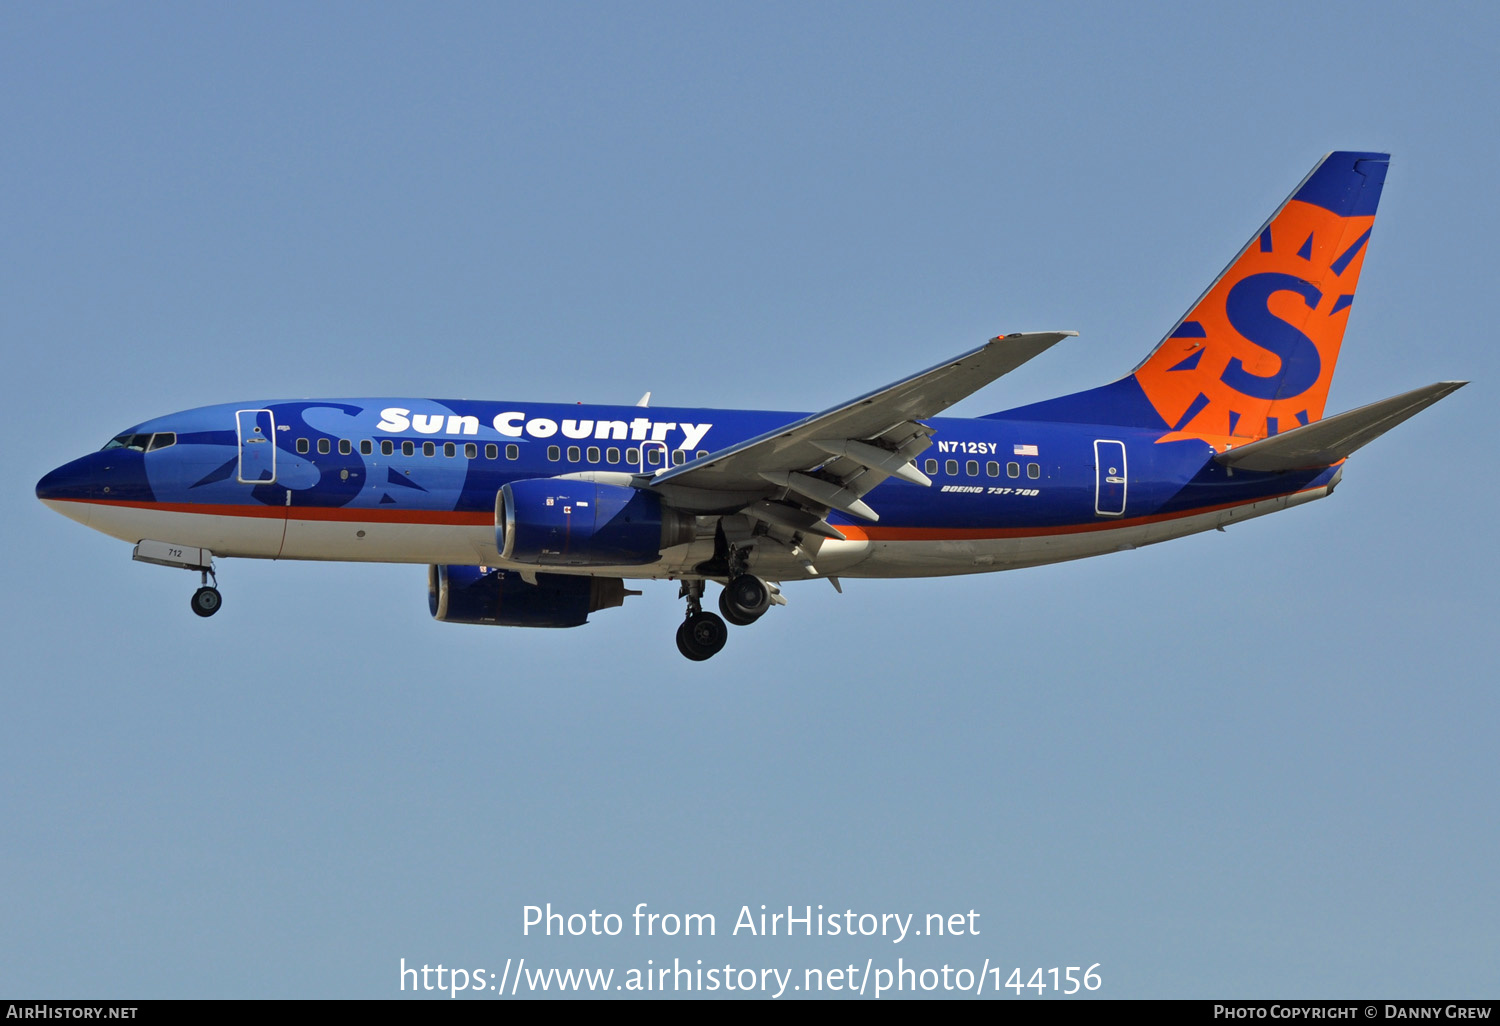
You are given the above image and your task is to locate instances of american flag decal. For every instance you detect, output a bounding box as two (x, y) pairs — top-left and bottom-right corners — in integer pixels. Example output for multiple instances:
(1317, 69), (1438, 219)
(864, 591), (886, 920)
(1013, 443), (1039, 456)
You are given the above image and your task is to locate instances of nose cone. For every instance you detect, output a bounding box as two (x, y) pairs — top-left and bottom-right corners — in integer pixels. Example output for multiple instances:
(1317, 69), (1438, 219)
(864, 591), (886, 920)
(36, 459), (87, 501)
(36, 450), (156, 504)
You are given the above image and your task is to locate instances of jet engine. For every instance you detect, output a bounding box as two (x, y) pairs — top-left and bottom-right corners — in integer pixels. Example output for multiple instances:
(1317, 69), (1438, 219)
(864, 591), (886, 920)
(496, 479), (693, 567)
(428, 564), (631, 628)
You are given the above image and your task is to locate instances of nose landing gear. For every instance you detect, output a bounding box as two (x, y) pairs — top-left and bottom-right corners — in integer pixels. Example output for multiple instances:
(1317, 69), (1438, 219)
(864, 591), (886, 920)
(131, 542), (224, 619)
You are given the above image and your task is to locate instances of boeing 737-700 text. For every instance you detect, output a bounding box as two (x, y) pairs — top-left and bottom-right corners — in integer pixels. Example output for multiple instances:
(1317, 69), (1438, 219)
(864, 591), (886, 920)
(36, 152), (1464, 659)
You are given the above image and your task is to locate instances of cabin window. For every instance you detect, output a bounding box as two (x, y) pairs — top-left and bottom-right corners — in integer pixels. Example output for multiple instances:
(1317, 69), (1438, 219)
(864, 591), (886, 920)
(382, 440), (394, 456)
(484, 443), (497, 459)
(443, 442), (456, 458)
(1007, 461), (1019, 478)
(465, 443), (477, 458)
(647, 448), (662, 466)
(986, 461), (999, 477)
(945, 459), (958, 476)
(336, 439), (349, 455)
(966, 459), (979, 476)
(147, 432), (176, 452)
(296, 438), (310, 454)
(607, 447), (621, 463)
(317, 438), (330, 455)
(360, 440), (373, 455)
(547, 445), (560, 461)
(423, 441), (435, 457)
(924, 458), (938, 474)
(402, 441), (414, 457)
(505, 444), (518, 460)
(673, 450), (686, 465)
(1027, 463), (1040, 479)
(696, 450), (709, 460)
(587, 446), (601, 463)
(567, 445), (581, 462)
(626, 447), (640, 464)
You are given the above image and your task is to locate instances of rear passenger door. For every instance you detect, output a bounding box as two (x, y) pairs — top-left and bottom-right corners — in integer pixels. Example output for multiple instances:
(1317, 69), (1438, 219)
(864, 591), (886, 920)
(1094, 439), (1126, 516)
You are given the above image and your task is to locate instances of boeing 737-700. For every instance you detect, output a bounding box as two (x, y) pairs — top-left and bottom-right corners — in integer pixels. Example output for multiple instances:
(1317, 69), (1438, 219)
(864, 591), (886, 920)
(36, 152), (1464, 659)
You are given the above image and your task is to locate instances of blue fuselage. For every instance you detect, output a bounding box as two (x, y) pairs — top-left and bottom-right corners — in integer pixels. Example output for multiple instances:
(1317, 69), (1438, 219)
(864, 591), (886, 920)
(36, 397), (1338, 581)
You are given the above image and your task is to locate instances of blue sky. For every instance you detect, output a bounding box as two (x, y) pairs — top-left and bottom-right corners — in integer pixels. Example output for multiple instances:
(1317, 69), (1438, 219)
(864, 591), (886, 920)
(3, 1), (1495, 999)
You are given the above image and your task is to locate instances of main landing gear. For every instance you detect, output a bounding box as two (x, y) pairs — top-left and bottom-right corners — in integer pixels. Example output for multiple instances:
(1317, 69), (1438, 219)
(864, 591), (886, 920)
(674, 574), (773, 660)
(719, 573), (770, 626)
(676, 580), (727, 661)
(190, 567), (222, 618)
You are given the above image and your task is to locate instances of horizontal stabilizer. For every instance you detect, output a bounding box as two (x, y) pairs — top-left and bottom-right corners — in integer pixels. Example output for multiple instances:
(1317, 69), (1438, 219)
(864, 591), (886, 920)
(1214, 381), (1466, 472)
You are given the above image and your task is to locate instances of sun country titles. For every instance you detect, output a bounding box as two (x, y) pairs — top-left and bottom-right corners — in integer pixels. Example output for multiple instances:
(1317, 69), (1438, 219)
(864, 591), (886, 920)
(373, 407), (712, 448)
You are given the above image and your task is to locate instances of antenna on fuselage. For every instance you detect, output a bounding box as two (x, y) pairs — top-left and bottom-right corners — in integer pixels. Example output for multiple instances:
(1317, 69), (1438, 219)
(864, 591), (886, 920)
(636, 391), (651, 408)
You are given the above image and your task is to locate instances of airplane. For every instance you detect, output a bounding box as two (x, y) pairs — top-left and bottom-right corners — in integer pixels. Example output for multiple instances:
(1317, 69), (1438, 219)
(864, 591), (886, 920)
(36, 151), (1465, 660)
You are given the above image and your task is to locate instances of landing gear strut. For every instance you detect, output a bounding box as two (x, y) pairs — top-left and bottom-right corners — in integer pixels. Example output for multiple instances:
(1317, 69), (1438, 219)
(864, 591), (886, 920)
(675, 580), (727, 661)
(190, 567), (222, 618)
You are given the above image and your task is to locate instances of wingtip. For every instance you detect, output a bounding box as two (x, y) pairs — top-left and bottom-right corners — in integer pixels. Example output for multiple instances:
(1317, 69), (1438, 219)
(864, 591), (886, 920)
(989, 330), (1080, 342)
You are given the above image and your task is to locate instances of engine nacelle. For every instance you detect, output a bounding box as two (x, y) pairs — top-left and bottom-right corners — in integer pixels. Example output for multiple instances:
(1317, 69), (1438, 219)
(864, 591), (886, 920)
(496, 479), (693, 567)
(428, 564), (629, 628)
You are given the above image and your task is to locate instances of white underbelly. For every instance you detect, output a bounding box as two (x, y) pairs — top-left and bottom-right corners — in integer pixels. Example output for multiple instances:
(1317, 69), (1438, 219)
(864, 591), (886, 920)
(54, 484), (1328, 582)
(843, 486), (1330, 578)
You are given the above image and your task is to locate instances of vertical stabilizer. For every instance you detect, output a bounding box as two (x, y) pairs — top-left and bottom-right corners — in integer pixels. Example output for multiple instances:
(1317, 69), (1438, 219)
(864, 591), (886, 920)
(996, 152), (1389, 438)
(1132, 151), (1388, 438)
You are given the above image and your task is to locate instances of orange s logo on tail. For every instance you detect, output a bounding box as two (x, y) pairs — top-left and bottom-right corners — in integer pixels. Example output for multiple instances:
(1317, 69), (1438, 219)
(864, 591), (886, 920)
(1133, 152), (1388, 440)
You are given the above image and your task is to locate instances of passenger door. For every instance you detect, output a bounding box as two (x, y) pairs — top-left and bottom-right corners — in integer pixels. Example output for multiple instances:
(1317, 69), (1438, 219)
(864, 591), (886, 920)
(1094, 439), (1126, 517)
(236, 409), (277, 484)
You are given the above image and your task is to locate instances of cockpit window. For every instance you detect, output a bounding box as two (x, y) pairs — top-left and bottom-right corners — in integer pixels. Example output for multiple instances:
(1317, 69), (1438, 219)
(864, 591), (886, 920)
(102, 431), (177, 453)
(102, 433), (153, 452)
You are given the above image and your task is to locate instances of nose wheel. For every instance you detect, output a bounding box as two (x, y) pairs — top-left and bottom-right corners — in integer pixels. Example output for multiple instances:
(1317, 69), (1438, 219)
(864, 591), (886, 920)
(191, 586), (222, 617)
(189, 567), (222, 618)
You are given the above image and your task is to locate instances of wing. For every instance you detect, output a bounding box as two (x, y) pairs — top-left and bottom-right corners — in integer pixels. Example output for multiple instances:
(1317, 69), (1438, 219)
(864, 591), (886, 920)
(646, 331), (1075, 535)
